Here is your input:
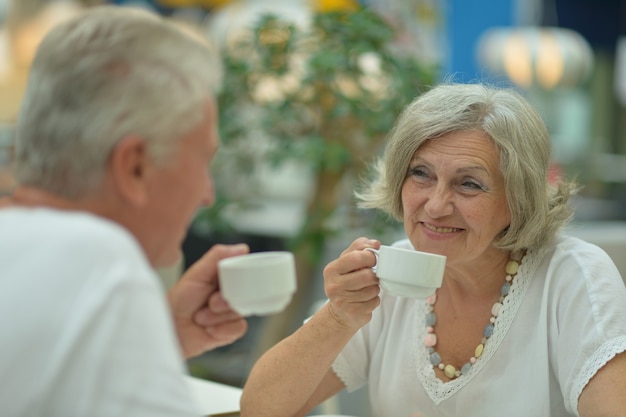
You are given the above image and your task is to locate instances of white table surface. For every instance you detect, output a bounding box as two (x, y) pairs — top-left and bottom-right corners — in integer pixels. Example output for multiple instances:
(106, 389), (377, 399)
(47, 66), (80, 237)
(185, 375), (242, 416)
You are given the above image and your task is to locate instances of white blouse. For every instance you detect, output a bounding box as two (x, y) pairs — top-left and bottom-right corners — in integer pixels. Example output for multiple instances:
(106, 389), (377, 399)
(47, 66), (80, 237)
(332, 235), (626, 417)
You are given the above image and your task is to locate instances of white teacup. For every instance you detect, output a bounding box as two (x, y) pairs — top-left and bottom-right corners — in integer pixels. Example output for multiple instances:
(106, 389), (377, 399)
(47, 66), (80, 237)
(365, 245), (446, 298)
(218, 251), (297, 316)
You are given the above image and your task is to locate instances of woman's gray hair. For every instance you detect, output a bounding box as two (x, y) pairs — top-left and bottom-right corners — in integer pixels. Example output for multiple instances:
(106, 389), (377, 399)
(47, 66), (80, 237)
(14, 6), (223, 198)
(357, 83), (577, 251)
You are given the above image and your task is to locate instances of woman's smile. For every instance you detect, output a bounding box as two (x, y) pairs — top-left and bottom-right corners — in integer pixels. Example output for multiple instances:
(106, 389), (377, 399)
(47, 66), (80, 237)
(421, 222), (463, 234)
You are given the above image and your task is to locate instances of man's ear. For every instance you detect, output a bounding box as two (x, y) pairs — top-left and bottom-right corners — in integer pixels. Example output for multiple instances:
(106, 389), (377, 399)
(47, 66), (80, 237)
(108, 136), (151, 207)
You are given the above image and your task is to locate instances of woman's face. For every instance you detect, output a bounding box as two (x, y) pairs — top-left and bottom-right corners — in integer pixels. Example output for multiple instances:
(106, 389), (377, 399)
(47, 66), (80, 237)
(400, 130), (511, 267)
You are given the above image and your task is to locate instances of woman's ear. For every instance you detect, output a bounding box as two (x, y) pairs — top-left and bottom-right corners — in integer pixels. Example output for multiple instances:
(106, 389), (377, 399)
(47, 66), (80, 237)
(108, 135), (151, 207)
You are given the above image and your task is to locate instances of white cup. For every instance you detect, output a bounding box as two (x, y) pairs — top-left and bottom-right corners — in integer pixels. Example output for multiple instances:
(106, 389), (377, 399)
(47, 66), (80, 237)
(364, 245), (446, 298)
(218, 251), (297, 316)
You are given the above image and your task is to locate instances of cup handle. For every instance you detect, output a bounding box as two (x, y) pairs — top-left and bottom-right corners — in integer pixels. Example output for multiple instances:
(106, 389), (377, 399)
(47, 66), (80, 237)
(363, 247), (379, 272)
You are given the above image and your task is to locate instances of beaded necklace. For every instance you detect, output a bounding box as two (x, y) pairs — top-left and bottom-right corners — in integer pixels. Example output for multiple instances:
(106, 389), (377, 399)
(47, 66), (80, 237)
(424, 251), (524, 380)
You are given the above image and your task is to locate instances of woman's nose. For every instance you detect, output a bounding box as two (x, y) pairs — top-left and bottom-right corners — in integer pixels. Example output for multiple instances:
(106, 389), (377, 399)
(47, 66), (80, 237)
(424, 185), (453, 218)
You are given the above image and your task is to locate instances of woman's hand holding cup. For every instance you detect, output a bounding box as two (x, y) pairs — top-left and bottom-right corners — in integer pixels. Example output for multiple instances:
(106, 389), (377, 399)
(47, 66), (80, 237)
(322, 237), (382, 330)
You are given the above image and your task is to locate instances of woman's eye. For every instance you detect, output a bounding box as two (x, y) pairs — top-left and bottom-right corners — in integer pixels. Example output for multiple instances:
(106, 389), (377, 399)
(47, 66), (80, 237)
(409, 167), (429, 178)
(461, 180), (485, 191)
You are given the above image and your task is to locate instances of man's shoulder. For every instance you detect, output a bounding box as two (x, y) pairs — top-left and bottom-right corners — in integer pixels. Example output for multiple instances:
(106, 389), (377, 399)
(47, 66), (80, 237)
(1, 207), (140, 259)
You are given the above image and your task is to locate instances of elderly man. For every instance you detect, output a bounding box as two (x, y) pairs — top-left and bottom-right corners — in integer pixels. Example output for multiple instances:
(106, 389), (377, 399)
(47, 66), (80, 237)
(0, 6), (248, 416)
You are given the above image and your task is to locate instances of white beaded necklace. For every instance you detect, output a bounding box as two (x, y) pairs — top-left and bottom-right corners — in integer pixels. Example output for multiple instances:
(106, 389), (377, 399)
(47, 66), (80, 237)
(424, 251), (524, 380)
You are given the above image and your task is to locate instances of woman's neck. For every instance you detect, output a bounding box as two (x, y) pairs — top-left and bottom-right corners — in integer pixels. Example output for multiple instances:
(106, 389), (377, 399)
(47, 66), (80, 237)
(442, 249), (511, 299)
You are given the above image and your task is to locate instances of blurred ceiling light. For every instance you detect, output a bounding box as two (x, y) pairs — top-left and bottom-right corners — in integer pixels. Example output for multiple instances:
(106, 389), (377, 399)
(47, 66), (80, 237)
(477, 27), (594, 90)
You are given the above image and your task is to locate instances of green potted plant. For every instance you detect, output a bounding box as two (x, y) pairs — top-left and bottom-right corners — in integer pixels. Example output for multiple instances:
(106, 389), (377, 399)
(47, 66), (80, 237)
(198, 2), (437, 352)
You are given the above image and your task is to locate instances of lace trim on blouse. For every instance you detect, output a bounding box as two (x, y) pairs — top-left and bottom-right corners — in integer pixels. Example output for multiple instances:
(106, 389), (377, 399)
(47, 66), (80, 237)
(569, 335), (626, 412)
(416, 244), (546, 404)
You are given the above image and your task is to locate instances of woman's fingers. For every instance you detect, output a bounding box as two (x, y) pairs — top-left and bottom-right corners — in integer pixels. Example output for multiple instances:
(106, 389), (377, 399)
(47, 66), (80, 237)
(322, 238), (383, 329)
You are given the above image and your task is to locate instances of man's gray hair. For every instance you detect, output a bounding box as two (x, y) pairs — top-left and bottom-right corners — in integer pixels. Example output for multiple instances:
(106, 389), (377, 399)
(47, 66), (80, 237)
(14, 6), (222, 198)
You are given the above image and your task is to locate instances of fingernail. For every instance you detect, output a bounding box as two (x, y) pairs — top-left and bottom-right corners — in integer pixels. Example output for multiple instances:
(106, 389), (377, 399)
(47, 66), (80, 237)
(229, 243), (248, 252)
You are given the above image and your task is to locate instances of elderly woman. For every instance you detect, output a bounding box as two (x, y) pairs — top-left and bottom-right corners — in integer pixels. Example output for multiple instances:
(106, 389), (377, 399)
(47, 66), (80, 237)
(239, 83), (626, 417)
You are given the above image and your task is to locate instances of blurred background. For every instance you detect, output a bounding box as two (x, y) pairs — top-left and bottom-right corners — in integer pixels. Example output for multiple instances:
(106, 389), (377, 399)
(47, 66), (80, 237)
(1, 0), (625, 415)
